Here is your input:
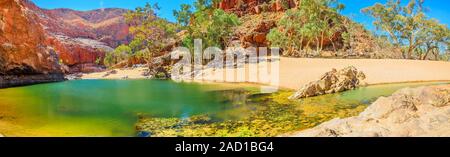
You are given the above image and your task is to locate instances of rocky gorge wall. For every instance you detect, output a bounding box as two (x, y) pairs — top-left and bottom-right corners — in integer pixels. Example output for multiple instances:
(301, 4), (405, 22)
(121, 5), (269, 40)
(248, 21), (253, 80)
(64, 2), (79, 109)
(0, 0), (65, 88)
(23, 0), (130, 73)
(220, 0), (401, 58)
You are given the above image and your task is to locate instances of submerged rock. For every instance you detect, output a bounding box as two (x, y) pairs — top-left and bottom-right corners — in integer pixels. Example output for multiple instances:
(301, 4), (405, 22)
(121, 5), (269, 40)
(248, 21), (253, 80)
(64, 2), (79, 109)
(289, 66), (366, 99)
(137, 131), (151, 137)
(292, 85), (450, 137)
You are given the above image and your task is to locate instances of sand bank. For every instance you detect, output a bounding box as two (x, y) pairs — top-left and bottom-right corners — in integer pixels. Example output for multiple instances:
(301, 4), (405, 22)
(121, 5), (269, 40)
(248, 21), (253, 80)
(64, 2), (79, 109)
(81, 58), (450, 90)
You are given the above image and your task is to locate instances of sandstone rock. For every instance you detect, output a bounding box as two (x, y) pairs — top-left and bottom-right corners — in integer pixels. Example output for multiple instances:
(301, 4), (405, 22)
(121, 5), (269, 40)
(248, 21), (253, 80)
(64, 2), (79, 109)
(237, 15), (278, 47)
(219, 0), (296, 16)
(0, 0), (62, 74)
(253, 33), (267, 44)
(292, 85), (450, 137)
(289, 66), (366, 99)
(31, 3), (131, 48)
(46, 36), (110, 68)
(0, 0), (64, 88)
(22, 0), (131, 72)
(271, 0), (284, 12)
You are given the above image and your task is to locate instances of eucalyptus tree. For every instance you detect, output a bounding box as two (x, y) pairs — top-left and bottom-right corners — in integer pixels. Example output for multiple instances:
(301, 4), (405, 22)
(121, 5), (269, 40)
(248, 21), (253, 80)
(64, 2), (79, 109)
(363, 0), (431, 59)
(173, 0), (240, 51)
(267, 0), (345, 56)
(418, 19), (450, 60)
(124, 3), (177, 66)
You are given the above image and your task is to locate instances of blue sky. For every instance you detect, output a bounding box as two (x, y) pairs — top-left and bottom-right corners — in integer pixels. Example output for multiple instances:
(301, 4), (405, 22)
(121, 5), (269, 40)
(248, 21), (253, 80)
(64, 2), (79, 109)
(31, 0), (196, 22)
(31, 0), (449, 30)
(340, 0), (450, 31)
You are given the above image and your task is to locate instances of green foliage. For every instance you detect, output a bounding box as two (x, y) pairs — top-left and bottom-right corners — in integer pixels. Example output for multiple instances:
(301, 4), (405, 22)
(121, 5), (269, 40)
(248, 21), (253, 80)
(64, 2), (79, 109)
(173, 0), (241, 51)
(104, 44), (132, 66)
(267, 0), (345, 56)
(363, 0), (450, 60)
(125, 3), (176, 54)
(173, 4), (192, 28)
(95, 57), (101, 65)
(104, 3), (177, 67)
(440, 50), (450, 61)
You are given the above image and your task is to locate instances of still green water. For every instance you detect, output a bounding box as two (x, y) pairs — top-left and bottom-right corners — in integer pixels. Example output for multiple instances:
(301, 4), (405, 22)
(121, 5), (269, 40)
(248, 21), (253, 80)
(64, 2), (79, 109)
(0, 80), (447, 137)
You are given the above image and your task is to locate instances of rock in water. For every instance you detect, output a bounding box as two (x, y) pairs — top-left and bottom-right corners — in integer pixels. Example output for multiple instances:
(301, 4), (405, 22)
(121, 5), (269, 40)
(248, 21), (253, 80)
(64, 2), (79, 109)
(289, 66), (366, 99)
(137, 131), (151, 137)
(292, 85), (450, 137)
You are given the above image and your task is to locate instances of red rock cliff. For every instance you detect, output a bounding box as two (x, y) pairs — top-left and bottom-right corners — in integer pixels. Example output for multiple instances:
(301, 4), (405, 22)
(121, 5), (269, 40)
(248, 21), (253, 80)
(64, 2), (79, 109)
(219, 0), (297, 16)
(0, 0), (61, 75)
(21, 1), (131, 73)
(0, 0), (64, 88)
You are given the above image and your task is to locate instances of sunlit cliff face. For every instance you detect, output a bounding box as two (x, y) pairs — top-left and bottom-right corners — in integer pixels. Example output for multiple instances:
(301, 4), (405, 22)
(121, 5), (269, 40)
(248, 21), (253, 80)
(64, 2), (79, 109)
(0, 0), (61, 75)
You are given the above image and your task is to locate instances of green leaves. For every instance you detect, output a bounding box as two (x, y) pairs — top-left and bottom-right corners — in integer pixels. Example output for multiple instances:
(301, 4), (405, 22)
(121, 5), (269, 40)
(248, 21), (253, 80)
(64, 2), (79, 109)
(174, 0), (241, 50)
(103, 45), (132, 66)
(104, 2), (177, 67)
(126, 2), (176, 52)
(267, 0), (345, 56)
(173, 4), (192, 28)
(363, 0), (450, 60)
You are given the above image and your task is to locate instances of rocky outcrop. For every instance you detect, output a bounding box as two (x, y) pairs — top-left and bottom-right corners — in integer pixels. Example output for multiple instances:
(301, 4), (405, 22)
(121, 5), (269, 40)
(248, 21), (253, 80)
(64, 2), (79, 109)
(293, 85), (450, 137)
(235, 12), (282, 47)
(289, 66), (366, 99)
(227, 1), (401, 59)
(219, 0), (297, 16)
(46, 35), (112, 73)
(21, 0), (131, 72)
(43, 8), (131, 48)
(0, 0), (64, 88)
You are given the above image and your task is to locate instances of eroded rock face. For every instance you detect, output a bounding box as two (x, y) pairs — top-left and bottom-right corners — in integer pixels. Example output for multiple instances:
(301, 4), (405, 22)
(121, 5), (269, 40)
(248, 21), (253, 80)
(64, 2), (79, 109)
(289, 66), (366, 99)
(0, 0), (61, 74)
(219, 0), (296, 16)
(292, 85), (450, 137)
(46, 35), (112, 73)
(0, 0), (64, 87)
(43, 8), (131, 48)
(21, 0), (130, 72)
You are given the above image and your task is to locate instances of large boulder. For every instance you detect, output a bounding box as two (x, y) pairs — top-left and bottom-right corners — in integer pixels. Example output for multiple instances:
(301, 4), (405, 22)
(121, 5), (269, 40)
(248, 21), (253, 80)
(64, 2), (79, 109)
(292, 85), (450, 137)
(289, 66), (366, 99)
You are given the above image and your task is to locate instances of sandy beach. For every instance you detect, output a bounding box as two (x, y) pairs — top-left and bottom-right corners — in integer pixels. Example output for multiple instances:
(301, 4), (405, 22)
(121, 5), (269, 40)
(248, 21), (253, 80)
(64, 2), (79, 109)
(81, 67), (149, 80)
(81, 57), (450, 90)
(277, 57), (450, 89)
